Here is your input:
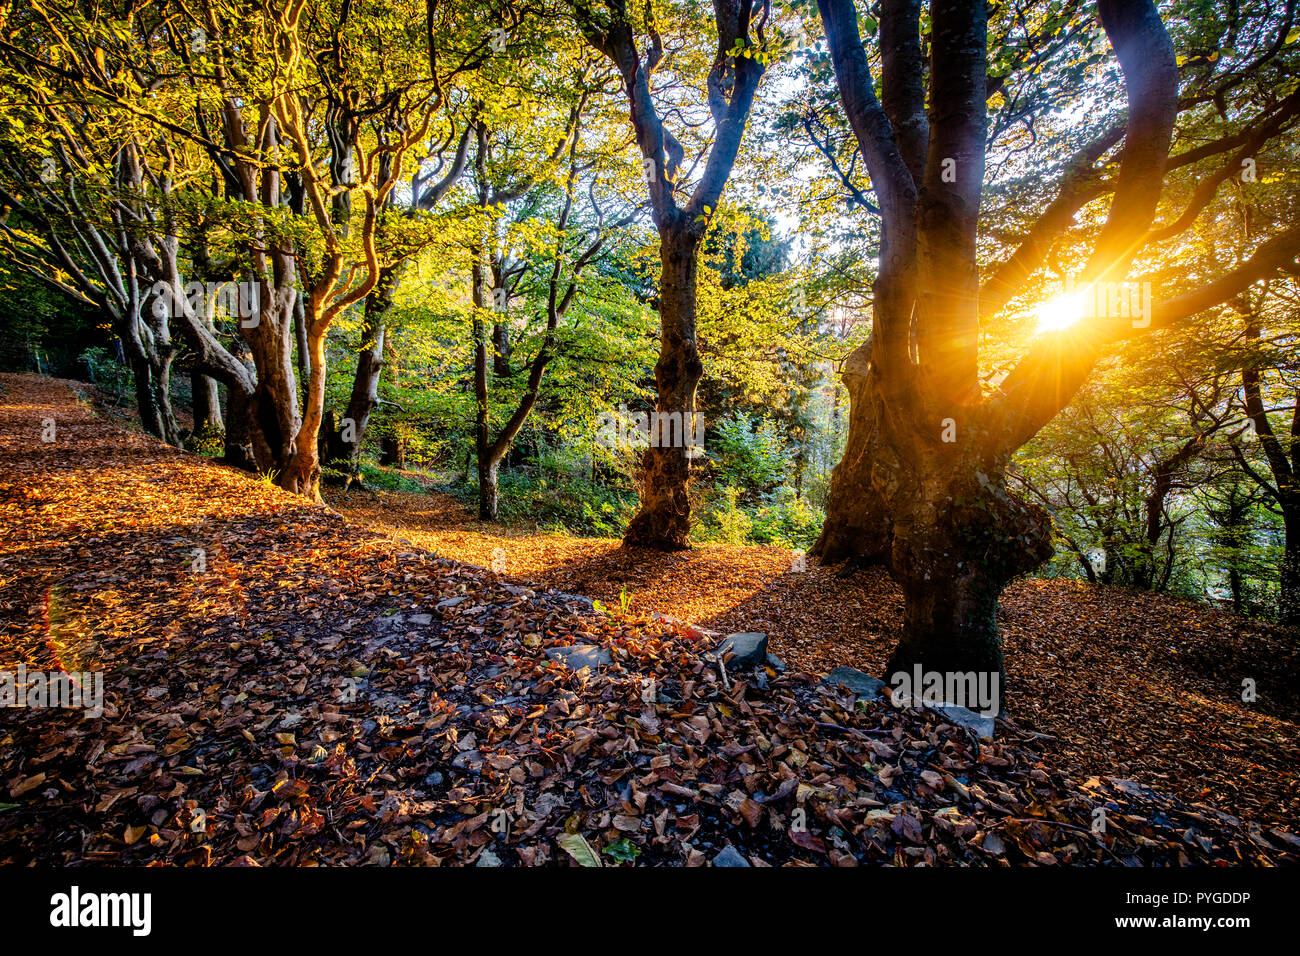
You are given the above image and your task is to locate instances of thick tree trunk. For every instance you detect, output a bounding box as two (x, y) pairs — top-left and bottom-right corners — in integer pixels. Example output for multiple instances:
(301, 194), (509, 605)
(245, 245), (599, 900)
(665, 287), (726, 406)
(240, 278), (305, 488)
(883, 465), (1053, 681)
(129, 355), (165, 439)
(222, 382), (257, 470)
(191, 370), (223, 435)
(811, 343), (893, 565)
(379, 435), (405, 468)
(1282, 507), (1300, 628)
(623, 228), (704, 550)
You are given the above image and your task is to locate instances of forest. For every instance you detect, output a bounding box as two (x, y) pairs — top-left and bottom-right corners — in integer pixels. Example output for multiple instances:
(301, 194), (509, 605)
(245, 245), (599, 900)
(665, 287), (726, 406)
(0, 0), (1299, 883)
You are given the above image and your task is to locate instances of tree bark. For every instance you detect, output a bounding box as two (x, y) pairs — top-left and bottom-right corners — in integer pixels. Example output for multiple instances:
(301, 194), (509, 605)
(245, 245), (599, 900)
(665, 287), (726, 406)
(326, 262), (400, 476)
(478, 454), (501, 521)
(811, 343), (893, 564)
(883, 458), (1054, 679)
(1282, 510), (1300, 627)
(129, 353), (165, 440)
(379, 435), (405, 468)
(191, 370), (223, 435)
(153, 353), (181, 447)
(222, 381), (257, 470)
(624, 227), (704, 549)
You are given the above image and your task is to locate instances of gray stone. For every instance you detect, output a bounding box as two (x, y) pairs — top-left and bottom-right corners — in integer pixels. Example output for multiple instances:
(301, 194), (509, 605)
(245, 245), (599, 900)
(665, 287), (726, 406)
(931, 703), (995, 739)
(407, 613), (432, 626)
(1107, 777), (1159, 800)
(436, 595), (468, 609)
(822, 666), (886, 700)
(423, 771), (445, 788)
(717, 633), (768, 667)
(450, 749), (483, 772)
(766, 653), (786, 672)
(552, 591), (596, 611)
(712, 845), (750, 867)
(545, 644), (612, 671)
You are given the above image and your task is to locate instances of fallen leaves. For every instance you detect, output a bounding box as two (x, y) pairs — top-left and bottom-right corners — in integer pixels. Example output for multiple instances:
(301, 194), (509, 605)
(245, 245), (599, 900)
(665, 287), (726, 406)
(0, 374), (1297, 868)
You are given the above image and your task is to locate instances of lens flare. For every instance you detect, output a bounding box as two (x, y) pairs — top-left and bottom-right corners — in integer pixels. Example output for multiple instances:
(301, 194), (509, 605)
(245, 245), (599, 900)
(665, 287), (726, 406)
(1035, 293), (1088, 333)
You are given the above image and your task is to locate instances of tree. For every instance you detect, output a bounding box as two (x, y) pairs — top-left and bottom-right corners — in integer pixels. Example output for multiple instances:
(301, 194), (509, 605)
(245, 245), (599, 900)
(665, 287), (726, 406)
(466, 92), (641, 519)
(1236, 293), (1300, 625)
(811, 0), (1300, 681)
(570, 0), (770, 548)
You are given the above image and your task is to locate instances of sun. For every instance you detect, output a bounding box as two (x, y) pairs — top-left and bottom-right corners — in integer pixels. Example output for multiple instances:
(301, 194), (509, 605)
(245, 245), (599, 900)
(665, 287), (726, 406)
(1034, 293), (1088, 334)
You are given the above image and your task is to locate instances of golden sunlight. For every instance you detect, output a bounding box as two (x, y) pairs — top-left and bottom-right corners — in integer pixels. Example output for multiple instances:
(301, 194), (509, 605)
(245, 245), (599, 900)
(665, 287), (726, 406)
(1034, 293), (1089, 334)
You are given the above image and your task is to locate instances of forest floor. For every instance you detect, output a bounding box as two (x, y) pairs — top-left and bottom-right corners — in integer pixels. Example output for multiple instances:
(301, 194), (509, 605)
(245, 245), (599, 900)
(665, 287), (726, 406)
(2, 372), (1298, 867)
(327, 482), (1300, 829)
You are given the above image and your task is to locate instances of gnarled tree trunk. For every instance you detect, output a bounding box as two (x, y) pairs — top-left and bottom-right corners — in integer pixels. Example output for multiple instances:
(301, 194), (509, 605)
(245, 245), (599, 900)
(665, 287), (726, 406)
(811, 343), (892, 565)
(812, 0), (1181, 693)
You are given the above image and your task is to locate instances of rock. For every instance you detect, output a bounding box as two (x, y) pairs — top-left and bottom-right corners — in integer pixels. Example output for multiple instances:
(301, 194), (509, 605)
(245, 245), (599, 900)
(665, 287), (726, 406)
(822, 666), (886, 700)
(766, 653), (786, 671)
(931, 703), (995, 739)
(450, 749), (482, 772)
(423, 771), (445, 788)
(436, 595), (468, 609)
(1106, 777), (1159, 800)
(551, 591), (595, 611)
(717, 633), (768, 667)
(475, 847), (503, 867)
(545, 644), (612, 671)
(407, 613), (432, 626)
(712, 845), (750, 867)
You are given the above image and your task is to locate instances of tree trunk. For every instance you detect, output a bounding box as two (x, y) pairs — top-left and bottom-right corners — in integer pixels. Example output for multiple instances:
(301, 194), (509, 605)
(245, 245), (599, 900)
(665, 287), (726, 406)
(278, 327), (326, 500)
(240, 277), (305, 489)
(811, 343), (893, 565)
(493, 321), (511, 377)
(1282, 506), (1300, 628)
(327, 262), (399, 475)
(379, 435), (405, 468)
(222, 382), (257, 470)
(478, 454), (501, 521)
(191, 370), (223, 435)
(129, 354), (165, 439)
(294, 291), (311, 397)
(623, 228), (704, 550)
(153, 354), (181, 447)
(881, 454), (1054, 682)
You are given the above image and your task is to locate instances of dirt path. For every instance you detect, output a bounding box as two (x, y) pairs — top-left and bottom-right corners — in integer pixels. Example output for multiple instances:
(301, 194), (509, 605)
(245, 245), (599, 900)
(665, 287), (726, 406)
(328, 479), (1300, 827)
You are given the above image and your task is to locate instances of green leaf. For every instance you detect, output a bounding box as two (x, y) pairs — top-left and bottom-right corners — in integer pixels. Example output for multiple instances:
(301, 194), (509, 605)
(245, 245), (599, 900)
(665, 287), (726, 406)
(557, 832), (603, 867)
(603, 838), (641, 863)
